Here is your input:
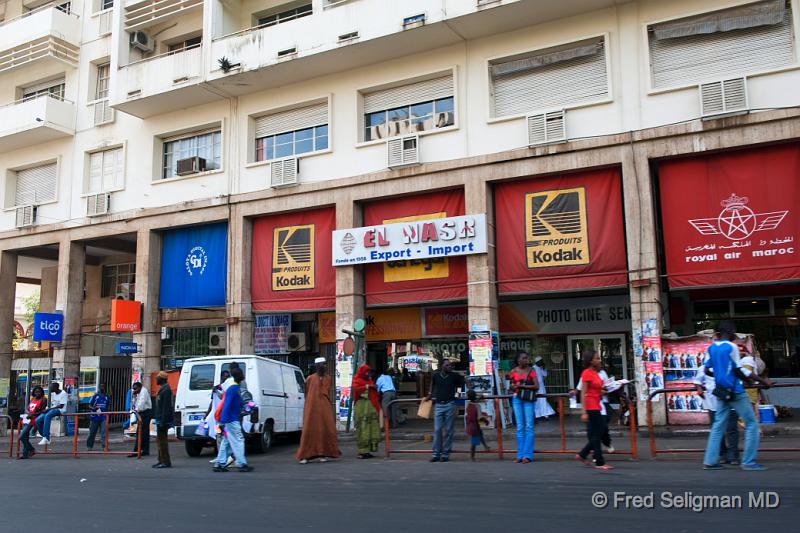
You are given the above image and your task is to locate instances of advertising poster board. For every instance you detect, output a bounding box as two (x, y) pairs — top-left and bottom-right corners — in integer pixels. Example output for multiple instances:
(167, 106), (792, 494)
(253, 314), (292, 355)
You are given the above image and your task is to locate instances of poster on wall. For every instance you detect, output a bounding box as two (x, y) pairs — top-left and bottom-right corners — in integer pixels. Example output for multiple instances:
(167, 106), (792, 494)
(662, 335), (754, 425)
(363, 190), (467, 305)
(642, 336), (664, 392)
(659, 143), (800, 288)
(469, 332), (493, 376)
(495, 168), (628, 294)
(335, 340), (354, 422)
(159, 222), (228, 308)
(253, 314), (292, 355)
(252, 207), (336, 311)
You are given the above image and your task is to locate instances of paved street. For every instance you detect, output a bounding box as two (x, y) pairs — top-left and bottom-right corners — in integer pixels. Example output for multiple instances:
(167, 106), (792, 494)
(1, 436), (798, 533)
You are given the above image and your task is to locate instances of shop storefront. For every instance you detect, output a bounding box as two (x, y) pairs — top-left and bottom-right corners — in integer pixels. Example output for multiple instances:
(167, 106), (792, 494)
(251, 207), (337, 371)
(657, 143), (800, 379)
(494, 167), (632, 394)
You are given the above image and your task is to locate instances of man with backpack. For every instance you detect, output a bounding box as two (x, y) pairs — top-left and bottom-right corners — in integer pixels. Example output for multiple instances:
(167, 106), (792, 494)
(212, 367), (253, 473)
(702, 322), (773, 471)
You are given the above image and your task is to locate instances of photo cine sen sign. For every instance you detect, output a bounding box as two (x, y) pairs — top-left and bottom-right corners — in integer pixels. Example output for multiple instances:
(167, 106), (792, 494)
(332, 214), (488, 266)
(32, 313), (64, 342)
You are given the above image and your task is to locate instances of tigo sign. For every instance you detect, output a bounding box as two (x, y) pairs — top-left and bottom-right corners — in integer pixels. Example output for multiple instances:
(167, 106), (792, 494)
(332, 214), (487, 266)
(33, 312), (63, 342)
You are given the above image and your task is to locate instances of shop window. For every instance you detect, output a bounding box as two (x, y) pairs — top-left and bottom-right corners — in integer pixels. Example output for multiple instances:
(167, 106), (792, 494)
(733, 299), (771, 317)
(774, 296), (800, 316)
(189, 364), (215, 390)
(693, 300), (730, 319)
(101, 262), (136, 299)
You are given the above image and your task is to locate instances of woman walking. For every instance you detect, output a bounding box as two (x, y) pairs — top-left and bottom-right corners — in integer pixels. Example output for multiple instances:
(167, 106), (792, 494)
(576, 350), (613, 470)
(351, 364), (381, 459)
(19, 386), (47, 459)
(508, 353), (538, 463)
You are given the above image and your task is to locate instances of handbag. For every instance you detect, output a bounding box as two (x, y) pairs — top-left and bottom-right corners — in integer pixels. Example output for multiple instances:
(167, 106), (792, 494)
(711, 385), (734, 402)
(515, 370), (538, 402)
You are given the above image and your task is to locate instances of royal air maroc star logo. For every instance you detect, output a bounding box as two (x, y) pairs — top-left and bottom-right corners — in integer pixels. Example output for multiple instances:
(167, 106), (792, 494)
(688, 193), (788, 241)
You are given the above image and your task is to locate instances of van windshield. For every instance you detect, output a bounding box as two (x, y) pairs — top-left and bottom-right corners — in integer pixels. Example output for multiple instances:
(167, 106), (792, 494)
(189, 364), (215, 390)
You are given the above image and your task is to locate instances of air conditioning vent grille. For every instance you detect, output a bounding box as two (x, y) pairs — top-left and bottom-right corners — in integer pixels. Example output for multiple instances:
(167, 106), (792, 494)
(86, 193), (110, 216)
(387, 135), (419, 168)
(271, 158), (299, 187)
(15, 205), (36, 228)
(93, 100), (115, 126)
(700, 77), (748, 117)
(527, 110), (566, 146)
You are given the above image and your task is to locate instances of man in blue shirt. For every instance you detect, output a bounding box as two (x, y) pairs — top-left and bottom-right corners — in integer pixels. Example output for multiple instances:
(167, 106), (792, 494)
(212, 367), (253, 473)
(86, 384), (110, 451)
(376, 369), (400, 429)
(702, 322), (772, 471)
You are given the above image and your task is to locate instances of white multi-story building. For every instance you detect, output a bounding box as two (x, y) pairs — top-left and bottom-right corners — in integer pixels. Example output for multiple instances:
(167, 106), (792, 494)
(1, 0), (799, 426)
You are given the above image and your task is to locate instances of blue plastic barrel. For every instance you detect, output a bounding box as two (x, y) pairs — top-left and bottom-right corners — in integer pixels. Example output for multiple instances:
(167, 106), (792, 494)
(758, 405), (776, 424)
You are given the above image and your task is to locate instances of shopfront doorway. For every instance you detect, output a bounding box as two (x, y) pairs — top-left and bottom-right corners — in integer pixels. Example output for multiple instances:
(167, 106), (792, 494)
(567, 334), (627, 391)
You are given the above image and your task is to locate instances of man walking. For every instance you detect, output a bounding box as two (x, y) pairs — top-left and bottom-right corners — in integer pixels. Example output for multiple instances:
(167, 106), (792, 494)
(213, 367), (253, 472)
(376, 368), (400, 429)
(427, 359), (465, 462)
(153, 372), (174, 469)
(129, 382), (152, 457)
(702, 322), (773, 471)
(37, 382), (68, 446)
(86, 384), (110, 451)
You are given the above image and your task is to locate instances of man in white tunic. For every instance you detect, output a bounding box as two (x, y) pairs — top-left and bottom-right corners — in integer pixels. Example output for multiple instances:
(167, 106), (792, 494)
(533, 357), (556, 419)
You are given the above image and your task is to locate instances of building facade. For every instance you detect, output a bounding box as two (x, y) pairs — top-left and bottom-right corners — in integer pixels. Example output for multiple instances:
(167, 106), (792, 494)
(1, 0), (799, 424)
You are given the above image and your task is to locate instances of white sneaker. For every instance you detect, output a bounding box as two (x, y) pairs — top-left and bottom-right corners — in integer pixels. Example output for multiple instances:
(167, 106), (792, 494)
(208, 459), (216, 463)
(225, 456), (235, 467)
(603, 445), (615, 453)
(299, 459), (308, 464)
(39, 438), (49, 445)
(320, 457), (329, 463)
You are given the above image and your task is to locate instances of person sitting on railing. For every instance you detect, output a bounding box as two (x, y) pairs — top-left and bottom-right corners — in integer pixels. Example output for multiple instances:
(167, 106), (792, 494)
(36, 382), (68, 446)
(19, 386), (47, 459)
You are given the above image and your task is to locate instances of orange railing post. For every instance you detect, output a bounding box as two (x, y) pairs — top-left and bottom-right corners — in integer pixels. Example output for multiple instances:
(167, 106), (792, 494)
(384, 410), (391, 459)
(558, 397), (566, 453)
(72, 414), (79, 458)
(494, 397), (503, 461)
(646, 396), (656, 459)
(629, 402), (637, 459)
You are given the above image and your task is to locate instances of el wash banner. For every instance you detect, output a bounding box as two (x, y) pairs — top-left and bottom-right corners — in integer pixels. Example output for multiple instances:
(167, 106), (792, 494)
(495, 168), (627, 294)
(159, 222), (227, 308)
(659, 143), (800, 288)
(252, 207), (336, 311)
(364, 189), (466, 305)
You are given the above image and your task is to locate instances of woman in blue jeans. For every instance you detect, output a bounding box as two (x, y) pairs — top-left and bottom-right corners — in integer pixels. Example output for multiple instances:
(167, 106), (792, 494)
(508, 353), (538, 463)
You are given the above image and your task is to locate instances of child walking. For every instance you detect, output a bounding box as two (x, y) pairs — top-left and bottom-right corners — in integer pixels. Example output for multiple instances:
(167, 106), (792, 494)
(466, 390), (490, 461)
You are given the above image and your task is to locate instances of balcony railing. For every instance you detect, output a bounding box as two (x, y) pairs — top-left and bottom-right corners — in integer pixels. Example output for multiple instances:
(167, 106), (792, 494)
(124, 0), (203, 32)
(0, 94), (76, 153)
(0, 5), (80, 74)
(118, 44), (203, 99)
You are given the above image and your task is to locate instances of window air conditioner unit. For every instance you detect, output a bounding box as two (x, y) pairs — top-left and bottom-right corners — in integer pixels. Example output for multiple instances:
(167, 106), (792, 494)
(86, 193), (110, 216)
(15, 205), (37, 228)
(129, 31), (155, 53)
(700, 77), (748, 119)
(527, 110), (566, 146)
(209, 330), (227, 350)
(176, 156), (206, 176)
(287, 332), (306, 353)
(93, 100), (114, 126)
(270, 157), (299, 188)
(387, 135), (419, 168)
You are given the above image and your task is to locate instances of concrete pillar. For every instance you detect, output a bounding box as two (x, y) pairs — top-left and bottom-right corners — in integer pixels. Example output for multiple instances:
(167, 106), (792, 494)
(465, 181), (498, 331)
(227, 211), (254, 354)
(132, 229), (162, 382)
(0, 251), (18, 403)
(335, 197), (365, 338)
(621, 146), (667, 426)
(52, 238), (85, 389)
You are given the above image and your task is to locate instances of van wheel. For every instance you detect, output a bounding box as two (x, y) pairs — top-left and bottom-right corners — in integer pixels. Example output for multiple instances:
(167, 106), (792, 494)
(185, 440), (204, 457)
(252, 424), (273, 454)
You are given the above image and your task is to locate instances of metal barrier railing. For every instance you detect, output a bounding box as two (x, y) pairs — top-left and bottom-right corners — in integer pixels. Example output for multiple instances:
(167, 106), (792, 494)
(646, 383), (800, 458)
(14, 411), (142, 459)
(1, 415), (15, 458)
(384, 393), (637, 460)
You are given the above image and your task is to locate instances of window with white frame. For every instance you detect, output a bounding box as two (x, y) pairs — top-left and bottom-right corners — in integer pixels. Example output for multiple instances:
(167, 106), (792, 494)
(161, 129), (222, 179)
(362, 74), (455, 142)
(87, 147), (123, 193)
(168, 35), (202, 54)
(648, 0), (795, 89)
(254, 102), (328, 161)
(93, 0), (113, 11)
(489, 36), (608, 118)
(101, 262), (135, 299)
(95, 62), (110, 100)
(256, 2), (312, 28)
(22, 78), (66, 102)
(12, 163), (57, 207)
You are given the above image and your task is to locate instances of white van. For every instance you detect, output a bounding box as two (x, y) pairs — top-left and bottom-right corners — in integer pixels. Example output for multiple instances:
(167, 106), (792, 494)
(175, 355), (305, 456)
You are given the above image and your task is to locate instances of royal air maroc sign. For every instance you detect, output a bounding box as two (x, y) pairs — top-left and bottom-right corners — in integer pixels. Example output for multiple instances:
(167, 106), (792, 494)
(332, 214), (488, 266)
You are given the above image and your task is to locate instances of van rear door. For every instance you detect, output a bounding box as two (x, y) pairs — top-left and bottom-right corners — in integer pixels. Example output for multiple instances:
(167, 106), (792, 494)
(259, 362), (287, 433)
(281, 365), (305, 431)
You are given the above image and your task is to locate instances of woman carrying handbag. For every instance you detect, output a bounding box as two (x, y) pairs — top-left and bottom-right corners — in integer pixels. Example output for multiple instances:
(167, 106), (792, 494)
(508, 353), (539, 463)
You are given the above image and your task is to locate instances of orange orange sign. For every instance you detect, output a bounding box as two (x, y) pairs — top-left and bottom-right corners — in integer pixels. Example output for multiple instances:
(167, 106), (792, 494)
(111, 299), (142, 332)
(318, 307), (422, 343)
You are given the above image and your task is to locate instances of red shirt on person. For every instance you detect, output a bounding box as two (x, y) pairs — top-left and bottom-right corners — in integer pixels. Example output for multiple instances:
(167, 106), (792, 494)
(580, 368), (604, 411)
(508, 369), (537, 393)
(27, 397), (47, 426)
